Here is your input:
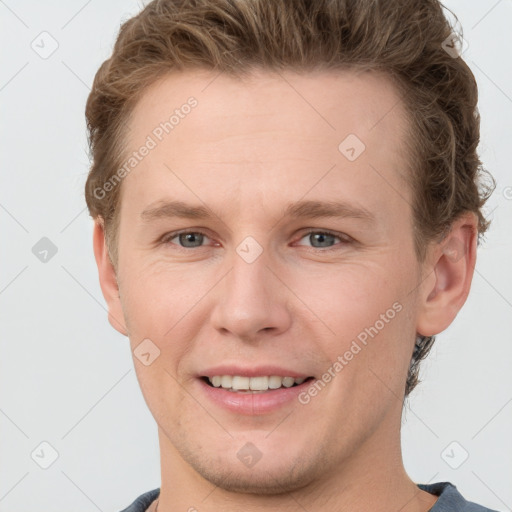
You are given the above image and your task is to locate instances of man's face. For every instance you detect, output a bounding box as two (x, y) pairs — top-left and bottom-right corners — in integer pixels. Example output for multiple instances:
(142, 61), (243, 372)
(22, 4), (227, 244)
(113, 69), (424, 493)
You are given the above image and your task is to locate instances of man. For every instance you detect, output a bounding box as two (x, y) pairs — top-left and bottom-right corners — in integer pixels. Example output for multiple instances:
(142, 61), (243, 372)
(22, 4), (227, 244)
(85, 0), (497, 510)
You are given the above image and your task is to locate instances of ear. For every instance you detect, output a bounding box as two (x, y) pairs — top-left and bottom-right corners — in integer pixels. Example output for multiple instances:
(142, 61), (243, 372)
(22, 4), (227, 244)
(92, 218), (128, 336)
(416, 211), (478, 337)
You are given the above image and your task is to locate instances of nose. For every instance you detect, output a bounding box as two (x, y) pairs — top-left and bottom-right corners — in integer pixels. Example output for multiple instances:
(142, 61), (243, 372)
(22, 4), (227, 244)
(209, 248), (293, 343)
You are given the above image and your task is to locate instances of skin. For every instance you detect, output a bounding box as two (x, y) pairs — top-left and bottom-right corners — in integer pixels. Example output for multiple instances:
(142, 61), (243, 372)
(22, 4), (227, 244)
(93, 68), (478, 511)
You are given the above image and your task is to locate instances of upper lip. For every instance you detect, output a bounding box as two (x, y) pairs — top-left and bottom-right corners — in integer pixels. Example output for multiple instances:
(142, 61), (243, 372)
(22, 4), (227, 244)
(199, 365), (313, 379)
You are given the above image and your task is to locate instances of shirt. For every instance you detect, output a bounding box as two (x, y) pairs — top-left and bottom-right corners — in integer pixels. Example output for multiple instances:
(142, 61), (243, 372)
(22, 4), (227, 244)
(119, 482), (499, 511)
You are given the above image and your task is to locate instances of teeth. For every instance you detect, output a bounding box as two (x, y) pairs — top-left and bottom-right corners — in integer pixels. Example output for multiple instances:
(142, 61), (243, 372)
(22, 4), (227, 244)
(268, 376), (282, 389)
(249, 376), (268, 391)
(221, 375), (232, 389)
(282, 377), (295, 388)
(207, 375), (308, 392)
(231, 376), (250, 390)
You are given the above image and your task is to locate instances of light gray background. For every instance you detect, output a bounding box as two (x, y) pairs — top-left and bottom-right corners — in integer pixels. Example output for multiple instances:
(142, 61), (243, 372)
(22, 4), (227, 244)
(1, 1), (511, 511)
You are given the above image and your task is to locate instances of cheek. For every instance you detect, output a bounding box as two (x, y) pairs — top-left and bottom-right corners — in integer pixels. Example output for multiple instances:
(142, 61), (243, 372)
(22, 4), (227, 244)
(120, 257), (202, 336)
(289, 260), (401, 336)
(119, 261), (215, 400)
(289, 258), (416, 387)
(122, 271), (198, 415)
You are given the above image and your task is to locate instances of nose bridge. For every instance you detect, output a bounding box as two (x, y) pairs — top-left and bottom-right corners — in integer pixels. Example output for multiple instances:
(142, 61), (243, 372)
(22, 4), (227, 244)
(210, 240), (291, 339)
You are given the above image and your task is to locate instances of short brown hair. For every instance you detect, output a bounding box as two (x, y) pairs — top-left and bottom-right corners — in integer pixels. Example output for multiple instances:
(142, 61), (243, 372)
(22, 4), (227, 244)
(84, 0), (495, 396)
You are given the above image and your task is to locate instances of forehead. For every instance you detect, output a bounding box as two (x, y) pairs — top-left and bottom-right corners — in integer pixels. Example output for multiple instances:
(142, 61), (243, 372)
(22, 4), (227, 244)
(121, 68), (411, 220)
(128, 67), (408, 147)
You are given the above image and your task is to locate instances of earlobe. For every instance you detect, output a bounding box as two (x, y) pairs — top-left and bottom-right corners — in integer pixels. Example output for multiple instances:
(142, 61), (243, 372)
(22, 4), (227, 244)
(416, 212), (478, 337)
(92, 218), (128, 337)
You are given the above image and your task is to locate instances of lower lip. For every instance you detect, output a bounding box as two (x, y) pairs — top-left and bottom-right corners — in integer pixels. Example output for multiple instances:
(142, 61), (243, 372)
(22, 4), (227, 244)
(197, 378), (313, 415)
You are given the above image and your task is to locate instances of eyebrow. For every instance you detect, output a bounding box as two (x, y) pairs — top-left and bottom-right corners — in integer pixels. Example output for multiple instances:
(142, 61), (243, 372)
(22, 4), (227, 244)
(283, 200), (375, 224)
(140, 199), (376, 225)
(140, 201), (214, 222)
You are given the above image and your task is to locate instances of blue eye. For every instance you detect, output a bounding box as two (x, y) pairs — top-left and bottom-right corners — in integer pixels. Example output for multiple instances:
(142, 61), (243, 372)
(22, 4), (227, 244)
(164, 231), (210, 248)
(296, 231), (346, 249)
(160, 229), (350, 251)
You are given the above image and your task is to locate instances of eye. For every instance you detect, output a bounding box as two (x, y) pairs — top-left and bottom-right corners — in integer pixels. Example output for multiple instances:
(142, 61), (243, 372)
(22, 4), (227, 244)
(295, 230), (350, 250)
(162, 230), (212, 248)
(159, 229), (352, 251)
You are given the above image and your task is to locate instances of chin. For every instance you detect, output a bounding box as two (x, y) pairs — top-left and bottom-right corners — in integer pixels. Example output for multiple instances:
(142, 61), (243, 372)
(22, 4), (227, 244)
(194, 457), (319, 495)
(174, 434), (326, 496)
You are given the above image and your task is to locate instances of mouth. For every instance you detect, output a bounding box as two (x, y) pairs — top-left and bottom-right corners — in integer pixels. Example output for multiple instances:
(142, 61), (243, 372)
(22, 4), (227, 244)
(197, 365), (317, 414)
(201, 375), (315, 393)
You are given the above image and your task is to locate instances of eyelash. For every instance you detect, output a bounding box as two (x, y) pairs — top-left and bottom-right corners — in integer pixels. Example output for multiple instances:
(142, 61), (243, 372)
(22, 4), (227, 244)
(160, 229), (352, 252)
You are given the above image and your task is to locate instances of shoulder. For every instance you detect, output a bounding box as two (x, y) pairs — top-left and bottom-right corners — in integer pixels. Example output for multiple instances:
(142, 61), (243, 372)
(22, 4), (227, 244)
(119, 488), (160, 512)
(418, 482), (500, 512)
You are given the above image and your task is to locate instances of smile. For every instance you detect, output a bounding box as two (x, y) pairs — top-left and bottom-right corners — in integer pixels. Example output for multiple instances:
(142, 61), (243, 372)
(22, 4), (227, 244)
(204, 375), (312, 392)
